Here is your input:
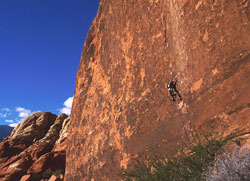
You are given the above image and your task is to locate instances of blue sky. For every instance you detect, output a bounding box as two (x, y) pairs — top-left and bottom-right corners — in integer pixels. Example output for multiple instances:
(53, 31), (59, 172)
(0, 0), (100, 127)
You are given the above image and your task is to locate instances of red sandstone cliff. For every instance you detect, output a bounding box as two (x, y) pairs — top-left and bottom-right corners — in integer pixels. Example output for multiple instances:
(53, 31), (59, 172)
(66, 0), (250, 180)
(0, 112), (70, 181)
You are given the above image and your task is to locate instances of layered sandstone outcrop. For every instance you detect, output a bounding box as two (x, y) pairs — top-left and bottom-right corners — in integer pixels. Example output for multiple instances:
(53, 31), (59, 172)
(66, 0), (250, 180)
(0, 112), (70, 181)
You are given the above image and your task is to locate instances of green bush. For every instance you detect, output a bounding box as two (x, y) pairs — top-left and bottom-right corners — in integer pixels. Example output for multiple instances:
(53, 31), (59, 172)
(120, 131), (236, 181)
(30, 173), (42, 181)
(30, 170), (52, 180)
(30, 169), (64, 180)
(52, 169), (64, 176)
(42, 169), (53, 179)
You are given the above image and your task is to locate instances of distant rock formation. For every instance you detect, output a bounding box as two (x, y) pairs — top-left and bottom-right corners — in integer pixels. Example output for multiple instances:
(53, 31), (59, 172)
(66, 0), (250, 180)
(0, 125), (13, 142)
(0, 112), (70, 181)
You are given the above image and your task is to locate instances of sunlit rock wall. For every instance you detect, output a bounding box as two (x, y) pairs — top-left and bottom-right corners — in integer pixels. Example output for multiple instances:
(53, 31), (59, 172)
(66, 0), (250, 180)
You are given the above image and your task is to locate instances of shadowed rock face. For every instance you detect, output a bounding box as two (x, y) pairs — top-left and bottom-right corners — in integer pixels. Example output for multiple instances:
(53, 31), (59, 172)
(0, 112), (70, 181)
(66, 0), (250, 180)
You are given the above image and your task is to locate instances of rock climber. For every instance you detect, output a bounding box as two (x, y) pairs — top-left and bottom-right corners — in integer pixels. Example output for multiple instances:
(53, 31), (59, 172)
(167, 79), (183, 101)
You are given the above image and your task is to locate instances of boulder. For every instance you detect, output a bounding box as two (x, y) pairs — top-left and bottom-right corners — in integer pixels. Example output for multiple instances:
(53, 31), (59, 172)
(0, 112), (69, 181)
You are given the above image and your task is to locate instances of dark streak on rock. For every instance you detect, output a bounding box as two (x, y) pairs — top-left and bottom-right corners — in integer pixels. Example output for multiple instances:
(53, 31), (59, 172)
(228, 103), (250, 115)
(85, 26), (95, 48)
(88, 44), (95, 58)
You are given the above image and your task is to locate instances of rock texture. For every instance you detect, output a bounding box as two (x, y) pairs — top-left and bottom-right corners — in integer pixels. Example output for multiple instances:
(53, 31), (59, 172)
(0, 112), (70, 181)
(0, 125), (13, 142)
(66, 0), (250, 180)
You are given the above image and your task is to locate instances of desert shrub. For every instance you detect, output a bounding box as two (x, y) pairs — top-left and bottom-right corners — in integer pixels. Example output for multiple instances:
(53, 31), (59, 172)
(42, 169), (53, 179)
(203, 145), (250, 181)
(30, 169), (53, 180)
(52, 169), (65, 176)
(120, 132), (236, 181)
(30, 169), (64, 180)
(30, 173), (42, 181)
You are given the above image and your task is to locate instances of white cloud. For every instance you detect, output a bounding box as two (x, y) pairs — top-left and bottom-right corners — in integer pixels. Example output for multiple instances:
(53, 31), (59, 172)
(64, 97), (74, 108)
(5, 120), (14, 123)
(1, 107), (33, 128)
(9, 123), (18, 127)
(1, 108), (10, 112)
(16, 107), (31, 118)
(60, 107), (72, 115)
(59, 96), (73, 115)
(0, 108), (11, 118)
(8, 107), (33, 127)
(0, 113), (7, 118)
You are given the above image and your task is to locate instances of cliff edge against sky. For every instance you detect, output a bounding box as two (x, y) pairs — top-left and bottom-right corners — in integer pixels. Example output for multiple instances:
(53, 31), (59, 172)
(66, 0), (250, 180)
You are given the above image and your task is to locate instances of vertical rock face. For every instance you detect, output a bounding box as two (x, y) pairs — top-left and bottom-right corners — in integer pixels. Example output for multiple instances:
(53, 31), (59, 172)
(66, 0), (250, 180)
